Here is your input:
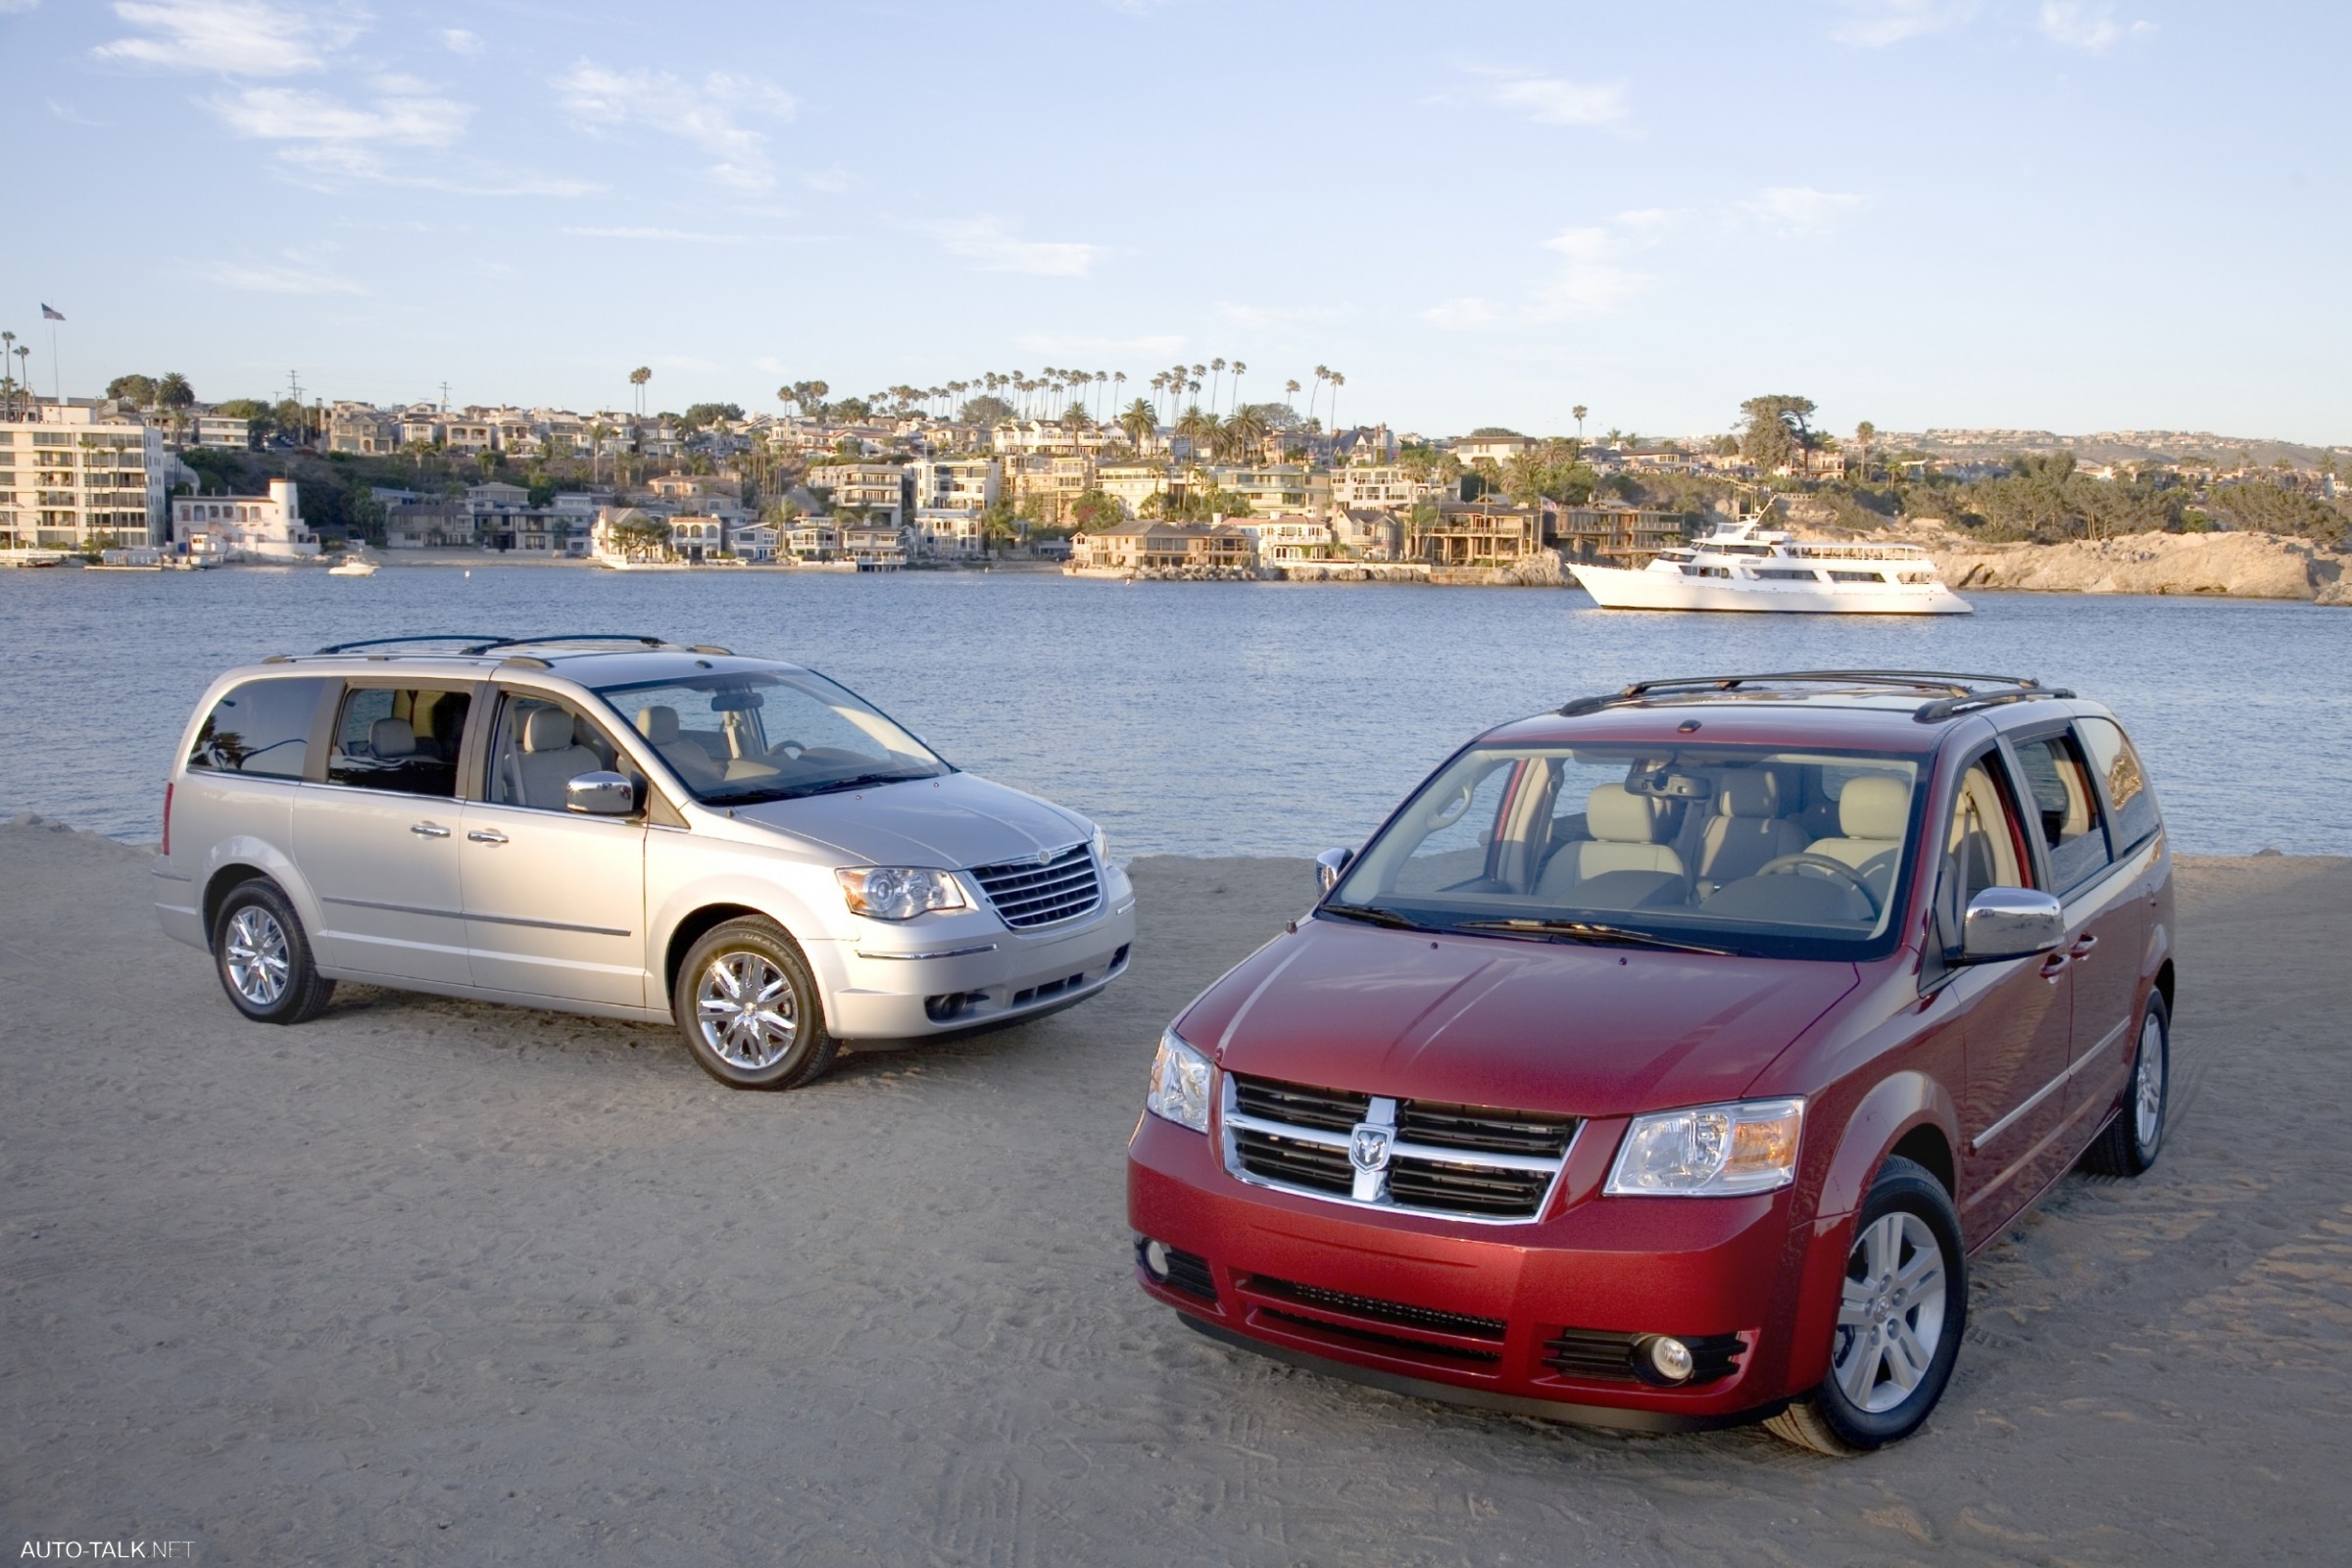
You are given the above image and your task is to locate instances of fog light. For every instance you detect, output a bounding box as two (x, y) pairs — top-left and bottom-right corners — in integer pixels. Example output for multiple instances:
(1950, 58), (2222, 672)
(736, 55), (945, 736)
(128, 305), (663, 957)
(1643, 1335), (1694, 1384)
(1141, 1239), (1170, 1280)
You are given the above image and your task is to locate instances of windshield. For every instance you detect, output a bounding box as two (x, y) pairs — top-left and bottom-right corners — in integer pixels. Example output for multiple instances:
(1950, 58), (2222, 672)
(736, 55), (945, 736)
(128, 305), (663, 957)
(594, 667), (951, 805)
(1328, 742), (1925, 958)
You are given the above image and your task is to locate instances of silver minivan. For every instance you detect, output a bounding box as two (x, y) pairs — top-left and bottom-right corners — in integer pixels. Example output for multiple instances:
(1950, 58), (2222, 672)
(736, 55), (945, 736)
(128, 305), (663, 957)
(153, 635), (1137, 1089)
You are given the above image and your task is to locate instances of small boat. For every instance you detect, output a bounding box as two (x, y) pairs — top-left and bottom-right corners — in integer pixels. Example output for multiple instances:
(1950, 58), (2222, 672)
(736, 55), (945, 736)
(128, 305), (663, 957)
(1570, 518), (1971, 615)
(328, 553), (379, 577)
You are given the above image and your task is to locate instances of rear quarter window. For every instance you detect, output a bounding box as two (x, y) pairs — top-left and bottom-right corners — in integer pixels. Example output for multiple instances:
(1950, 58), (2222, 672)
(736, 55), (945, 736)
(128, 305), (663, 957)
(186, 677), (327, 779)
(2078, 716), (2161, 851)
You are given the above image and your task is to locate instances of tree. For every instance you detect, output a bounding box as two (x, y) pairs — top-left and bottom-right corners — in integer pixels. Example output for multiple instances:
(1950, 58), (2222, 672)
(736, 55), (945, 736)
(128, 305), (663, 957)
(1739, 395), (1818, 474)
(680, 402), (744, 430)
(107, 373), (158, 406)
(1853, 420), (1877, 479)
(1223, 404), (1271, 464)
(1066, 489), (1127, 530)
(959, 393), (1015, 426)
(1174, 404), (1217, 455)
(1284, 378), (1300, 408)
(628, 366), (652, 418)
(1117, 398), (1156, 450)
(1326, 370), (1346, 433)
(1572, 404), (1589, 438)
(1061, 399), (1093, 433)
(156, 372), (195, 409)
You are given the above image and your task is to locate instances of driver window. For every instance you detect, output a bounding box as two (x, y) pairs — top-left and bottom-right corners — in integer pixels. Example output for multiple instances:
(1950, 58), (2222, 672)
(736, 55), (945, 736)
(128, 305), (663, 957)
(1389, 759), (1517, 897)
(487, 694), (622, 812)
(1933, 759), (2030, 955)
(2010, 732), (2111, 891)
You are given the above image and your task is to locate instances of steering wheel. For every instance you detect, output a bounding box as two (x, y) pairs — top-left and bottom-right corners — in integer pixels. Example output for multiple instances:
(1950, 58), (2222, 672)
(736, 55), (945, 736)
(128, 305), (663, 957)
(1754, 853), (1880, 914)
(768, 739), (807, 761)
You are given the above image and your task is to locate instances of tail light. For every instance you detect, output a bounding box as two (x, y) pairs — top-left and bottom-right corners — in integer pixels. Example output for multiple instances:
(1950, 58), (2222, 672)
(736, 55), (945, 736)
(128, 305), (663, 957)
(162, 780), (173, 858)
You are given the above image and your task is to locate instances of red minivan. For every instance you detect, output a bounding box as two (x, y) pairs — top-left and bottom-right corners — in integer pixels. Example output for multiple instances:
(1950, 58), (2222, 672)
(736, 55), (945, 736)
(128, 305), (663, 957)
(1128, 671), (2174, 1453)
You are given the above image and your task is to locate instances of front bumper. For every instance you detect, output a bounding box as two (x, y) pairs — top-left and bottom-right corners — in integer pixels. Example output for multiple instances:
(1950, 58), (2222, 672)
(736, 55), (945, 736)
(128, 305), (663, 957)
(817, 891), (1137, 1039)
(1126, 1112), (1810, 1428)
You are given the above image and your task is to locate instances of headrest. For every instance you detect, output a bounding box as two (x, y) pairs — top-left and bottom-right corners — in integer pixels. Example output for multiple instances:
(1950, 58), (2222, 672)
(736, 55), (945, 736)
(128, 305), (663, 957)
(1587, 784), (1655, 844)
(1838, 775), (1911, 840)
(1719, 771), (1778, 818)
(635, 706), (680, 745)
(522, 707), (574, 754)
(368, 717), (416, 759)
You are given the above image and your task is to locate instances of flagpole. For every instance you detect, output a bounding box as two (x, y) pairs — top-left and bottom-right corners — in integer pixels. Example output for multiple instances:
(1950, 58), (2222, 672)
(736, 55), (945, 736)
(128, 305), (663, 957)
(48, 318), (59, 403)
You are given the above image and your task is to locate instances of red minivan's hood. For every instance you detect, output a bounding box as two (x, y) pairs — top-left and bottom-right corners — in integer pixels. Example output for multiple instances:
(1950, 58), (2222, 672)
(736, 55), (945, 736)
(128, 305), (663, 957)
(1181, 918), (1858, 1116)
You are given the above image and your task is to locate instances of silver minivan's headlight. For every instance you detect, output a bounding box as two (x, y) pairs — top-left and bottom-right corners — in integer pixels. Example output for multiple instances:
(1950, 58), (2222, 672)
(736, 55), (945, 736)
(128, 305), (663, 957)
(1091, 822), (1110, 866)
(835, 866), (966, 921)
(1146, 1029), (1213, 1133)
(1604, 1099), (1805, 1197)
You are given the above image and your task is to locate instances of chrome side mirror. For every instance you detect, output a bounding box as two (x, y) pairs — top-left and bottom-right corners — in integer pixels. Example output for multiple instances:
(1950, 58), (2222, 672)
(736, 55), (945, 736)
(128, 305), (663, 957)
(1315, 846), (1355, 894)
(565, 771), (638, 816)
(1958, 887), (2064, 962)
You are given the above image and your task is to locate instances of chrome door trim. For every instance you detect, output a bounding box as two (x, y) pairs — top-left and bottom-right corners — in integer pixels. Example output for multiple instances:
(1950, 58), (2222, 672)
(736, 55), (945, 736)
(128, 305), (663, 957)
(321, 894), (464, 919)
(1969, 1013), (2132, 1152)
(322, 894), (627, 938)
(854, 943), (1000, 960)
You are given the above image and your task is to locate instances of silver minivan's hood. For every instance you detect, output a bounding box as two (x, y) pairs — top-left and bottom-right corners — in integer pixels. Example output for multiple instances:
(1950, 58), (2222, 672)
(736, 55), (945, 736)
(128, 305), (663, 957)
(724, 770), (1088, 869)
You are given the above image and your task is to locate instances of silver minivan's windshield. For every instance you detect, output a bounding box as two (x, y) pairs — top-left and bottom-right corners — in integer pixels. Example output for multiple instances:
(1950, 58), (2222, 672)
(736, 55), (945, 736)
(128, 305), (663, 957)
(1328, 743), (1923, 957)
(594, 667), (950, 805)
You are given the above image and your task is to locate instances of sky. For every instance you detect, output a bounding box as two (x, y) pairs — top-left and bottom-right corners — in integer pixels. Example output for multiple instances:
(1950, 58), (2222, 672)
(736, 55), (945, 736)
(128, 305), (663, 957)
(4, 0), (2345, 445)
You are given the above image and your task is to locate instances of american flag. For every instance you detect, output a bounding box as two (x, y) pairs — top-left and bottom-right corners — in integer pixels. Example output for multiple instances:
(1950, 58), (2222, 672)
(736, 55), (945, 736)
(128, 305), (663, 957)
(41, 305), (65, 320)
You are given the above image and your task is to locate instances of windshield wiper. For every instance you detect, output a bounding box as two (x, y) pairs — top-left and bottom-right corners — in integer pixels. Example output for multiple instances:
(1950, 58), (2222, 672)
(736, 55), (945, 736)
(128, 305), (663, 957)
(1452, 918), (1740, 956)
(1318, 903), (1430, 931)
(715, 771), (926, 807)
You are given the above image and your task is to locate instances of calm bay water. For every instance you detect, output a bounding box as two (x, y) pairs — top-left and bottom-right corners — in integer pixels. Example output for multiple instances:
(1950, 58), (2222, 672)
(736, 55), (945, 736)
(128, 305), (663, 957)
(0, 565), (2339, 857)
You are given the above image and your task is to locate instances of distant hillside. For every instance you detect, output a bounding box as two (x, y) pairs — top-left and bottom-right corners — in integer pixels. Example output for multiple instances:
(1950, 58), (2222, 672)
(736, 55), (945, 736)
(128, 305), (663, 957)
(1873, 429), (2349, 470)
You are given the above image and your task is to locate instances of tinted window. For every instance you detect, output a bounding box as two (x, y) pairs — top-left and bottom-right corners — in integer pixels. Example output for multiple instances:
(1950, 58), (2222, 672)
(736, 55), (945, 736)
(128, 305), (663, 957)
(1933, 758), (2032, 954)
(187, 677), (327, 778)
(325, 686), (470, 798)
(2010, 732), (2110, 891)
(2078, 716), (2160, 850)
(487, 694), (621, 811)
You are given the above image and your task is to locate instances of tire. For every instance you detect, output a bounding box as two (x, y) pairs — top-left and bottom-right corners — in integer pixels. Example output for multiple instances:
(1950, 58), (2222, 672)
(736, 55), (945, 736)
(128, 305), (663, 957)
(2084, 992), (2169, 1177)
(1766, 1155), (1967, 1456)
(672, 917), (838, 1091)
(211, 878), (335, 1025)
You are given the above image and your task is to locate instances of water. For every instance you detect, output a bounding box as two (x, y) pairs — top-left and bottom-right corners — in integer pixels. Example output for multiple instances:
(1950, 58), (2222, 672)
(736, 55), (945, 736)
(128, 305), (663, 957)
(0, 566), (2341, 857)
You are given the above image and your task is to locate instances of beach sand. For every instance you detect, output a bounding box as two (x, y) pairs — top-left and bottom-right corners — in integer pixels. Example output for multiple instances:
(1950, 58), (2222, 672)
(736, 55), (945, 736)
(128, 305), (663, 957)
(1, 820), (2346, 1564)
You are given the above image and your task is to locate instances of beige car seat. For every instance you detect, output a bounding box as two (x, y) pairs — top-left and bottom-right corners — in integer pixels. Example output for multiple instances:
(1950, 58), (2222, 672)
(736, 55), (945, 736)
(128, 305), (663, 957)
(634, 706), (722, 790)
(1697, 772), (1810, 893)
(1539, 784), (1684, 898)
(1805, 775), (1910, 897)
(514, 706), (604, 809)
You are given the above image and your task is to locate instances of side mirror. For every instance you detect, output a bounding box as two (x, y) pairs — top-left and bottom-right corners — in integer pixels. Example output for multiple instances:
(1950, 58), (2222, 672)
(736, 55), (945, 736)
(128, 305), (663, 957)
(1958, 887), (2064, 962)
(565, 770), (638, 816)
(1315, 846), (1355, 894)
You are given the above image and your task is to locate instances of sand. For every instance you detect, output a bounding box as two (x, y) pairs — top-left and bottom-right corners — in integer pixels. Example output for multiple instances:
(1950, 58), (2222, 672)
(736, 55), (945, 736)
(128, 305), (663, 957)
(2, 820), (2347, 1565)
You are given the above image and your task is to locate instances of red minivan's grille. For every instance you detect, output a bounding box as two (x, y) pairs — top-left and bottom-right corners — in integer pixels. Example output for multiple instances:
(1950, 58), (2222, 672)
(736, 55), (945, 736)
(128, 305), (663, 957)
(1221, 1072), (1579, 1223)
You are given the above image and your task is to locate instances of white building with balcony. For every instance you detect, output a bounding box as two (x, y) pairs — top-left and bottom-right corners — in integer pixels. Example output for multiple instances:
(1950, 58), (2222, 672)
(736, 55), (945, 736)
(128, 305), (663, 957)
(0, 403), (168, 553)
(172, 478), (318, 561)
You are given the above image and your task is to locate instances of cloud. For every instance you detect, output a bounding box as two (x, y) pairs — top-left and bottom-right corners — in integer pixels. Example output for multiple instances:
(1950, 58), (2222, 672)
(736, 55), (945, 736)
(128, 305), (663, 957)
(1533, 226), (1653, 319)
(2036, 2), (2151, 52)
(96, 0), (362, 75)
(801, 165), (854, 193)
(273, 141), (597, 197)
(48, 98), (111, 125)
(937, 218), (1107, 278)
(1423, 297), (1500, 330)
(199, 261), (366, 295)
(554, 62), (796, 190)
(1482, 74), (1631, 127)
(439, 27), (479, 55)
(1739, 185), (1864, 235)
(208, 84), (467, 147)
(562, 226), (763, 244)
(1828, 0), (1979, 47)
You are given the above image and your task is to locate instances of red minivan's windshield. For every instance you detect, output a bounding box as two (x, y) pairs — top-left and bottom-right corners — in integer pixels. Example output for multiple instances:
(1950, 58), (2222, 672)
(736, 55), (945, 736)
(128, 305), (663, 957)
(1326, 743), (1925, 959)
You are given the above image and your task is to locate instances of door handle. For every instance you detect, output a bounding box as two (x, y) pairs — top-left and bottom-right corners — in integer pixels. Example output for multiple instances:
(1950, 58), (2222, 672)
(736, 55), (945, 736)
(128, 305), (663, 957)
(2069, 934), (2098, 960)
(411, 821), (451, 838)
(2039, 952), (2071, 982)
(466, 829), (509, 845)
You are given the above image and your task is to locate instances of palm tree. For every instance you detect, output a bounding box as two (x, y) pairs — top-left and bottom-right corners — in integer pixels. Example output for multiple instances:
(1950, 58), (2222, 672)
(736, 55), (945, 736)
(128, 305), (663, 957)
(629, 366), (651, 419)
(1854, 420), (1877, 479)
(1306, 365), (1330, 425)
(1572, 405), (1589, 439)
(1174, 404), (1216, 457)
(1284, 377), (1300, 409)
(1119, 398), (1156, 451)
(1230, 361), (1247, 414)
(1326, 370), (1346, 435)
(1226, 403), (1269, 464)
(1209, 358), (1227, 415)
(589, 421), (612, 484)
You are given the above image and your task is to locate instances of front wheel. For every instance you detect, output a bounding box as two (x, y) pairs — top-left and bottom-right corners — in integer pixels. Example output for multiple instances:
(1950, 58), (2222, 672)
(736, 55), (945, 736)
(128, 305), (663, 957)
(212, 878), (336, 1025)
(2084, 992), (2169, 1176)
(1766, 1155), (1967, 1456)
(672, 917), (839, 1091)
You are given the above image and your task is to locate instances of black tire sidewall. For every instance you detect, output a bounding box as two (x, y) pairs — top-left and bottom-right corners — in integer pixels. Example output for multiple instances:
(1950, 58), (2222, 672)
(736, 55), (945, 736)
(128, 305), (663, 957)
(673, 920), (828, 1089)
(1813, 1157), (1969, 1450)
(212, 880), (319, 1025)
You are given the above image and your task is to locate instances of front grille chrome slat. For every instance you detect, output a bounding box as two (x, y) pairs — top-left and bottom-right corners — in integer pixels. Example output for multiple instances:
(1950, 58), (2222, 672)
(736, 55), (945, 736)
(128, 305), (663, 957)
(970, 845), (1102, 929)
(1222, 1072), (1578, 1225)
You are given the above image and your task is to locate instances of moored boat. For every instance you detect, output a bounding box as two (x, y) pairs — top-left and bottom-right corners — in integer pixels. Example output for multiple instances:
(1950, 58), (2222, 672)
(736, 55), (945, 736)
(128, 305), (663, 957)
(1571, 518), (1971, 614)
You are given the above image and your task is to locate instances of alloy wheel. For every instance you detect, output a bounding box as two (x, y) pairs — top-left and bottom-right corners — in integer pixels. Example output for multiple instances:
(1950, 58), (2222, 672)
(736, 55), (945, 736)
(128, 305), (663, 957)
(2134, 1011), (2167, 1149)
(223, 906), (291, 1007)
(1833, 1211), (1949, 1414)
(695, 951), (798, 1070)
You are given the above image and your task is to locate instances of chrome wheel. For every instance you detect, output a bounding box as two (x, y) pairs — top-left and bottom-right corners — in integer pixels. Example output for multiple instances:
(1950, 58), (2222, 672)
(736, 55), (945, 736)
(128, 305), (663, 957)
(1833, 1211), (1949, 1415)
(694, 951), (798, 1070)
(2133, 1010), (2166, 1149)
(223, 906), (291, 1007)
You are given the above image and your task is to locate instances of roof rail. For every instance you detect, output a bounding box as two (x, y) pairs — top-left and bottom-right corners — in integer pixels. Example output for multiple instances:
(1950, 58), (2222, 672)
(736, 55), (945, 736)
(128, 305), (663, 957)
(314, 633), (507, 655)
(1557, 669), (2068, 719)
(458, 633), (681, 655)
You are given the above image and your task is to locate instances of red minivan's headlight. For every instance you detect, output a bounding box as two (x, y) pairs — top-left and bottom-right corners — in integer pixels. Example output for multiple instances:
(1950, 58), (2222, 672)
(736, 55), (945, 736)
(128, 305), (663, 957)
(1604, 1099), (1805, 1197)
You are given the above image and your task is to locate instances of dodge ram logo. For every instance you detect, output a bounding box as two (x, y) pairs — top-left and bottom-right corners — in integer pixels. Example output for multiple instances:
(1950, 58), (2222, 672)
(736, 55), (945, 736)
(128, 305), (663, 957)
(1348, 1123), (1393, 1173)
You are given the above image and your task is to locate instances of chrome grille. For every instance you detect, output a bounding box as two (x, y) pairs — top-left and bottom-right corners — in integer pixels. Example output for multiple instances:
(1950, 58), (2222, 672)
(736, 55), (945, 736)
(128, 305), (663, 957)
(1221, 1073), (1578, 1224)
(969, 844), (1101, 929)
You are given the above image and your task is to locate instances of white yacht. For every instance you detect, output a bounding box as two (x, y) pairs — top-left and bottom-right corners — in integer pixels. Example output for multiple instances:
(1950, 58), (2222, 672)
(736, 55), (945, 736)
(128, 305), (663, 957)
(1570, 519), (1971, 615)
(327, 552), (379, 577)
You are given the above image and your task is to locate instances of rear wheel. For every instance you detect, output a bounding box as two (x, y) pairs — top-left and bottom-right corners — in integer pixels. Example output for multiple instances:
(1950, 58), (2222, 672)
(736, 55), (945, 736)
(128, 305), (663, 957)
(672, 917), (838, 1091)
(1766, 1155), (1966, 1456)
(2085, 993), (2169, 1176)
(212, 879), (335, 1025)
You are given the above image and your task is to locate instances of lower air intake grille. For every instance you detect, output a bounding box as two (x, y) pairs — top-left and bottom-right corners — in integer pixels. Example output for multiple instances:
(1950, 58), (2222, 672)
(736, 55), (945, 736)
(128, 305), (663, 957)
(970, 844), (1102, 929)
(1244, 1276), (1505, 1342)
(1542, 1329), (1745, 1386)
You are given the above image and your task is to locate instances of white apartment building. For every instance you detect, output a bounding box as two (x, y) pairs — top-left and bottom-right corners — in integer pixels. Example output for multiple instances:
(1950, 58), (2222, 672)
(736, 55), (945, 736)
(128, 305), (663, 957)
(1097, 462), (1169, 516)
(1454, 432), (1537, 465)
(912, 508), (985, 559)
(1329, 466), (1424, 510)
(1238, 514), (1333, 564)
(190, 415), (253, 450)
(909, 456), (1001, 514)
(172, 478), (318, 562)
(806, 462), (911, 528)
(0, 403), (168, 552)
